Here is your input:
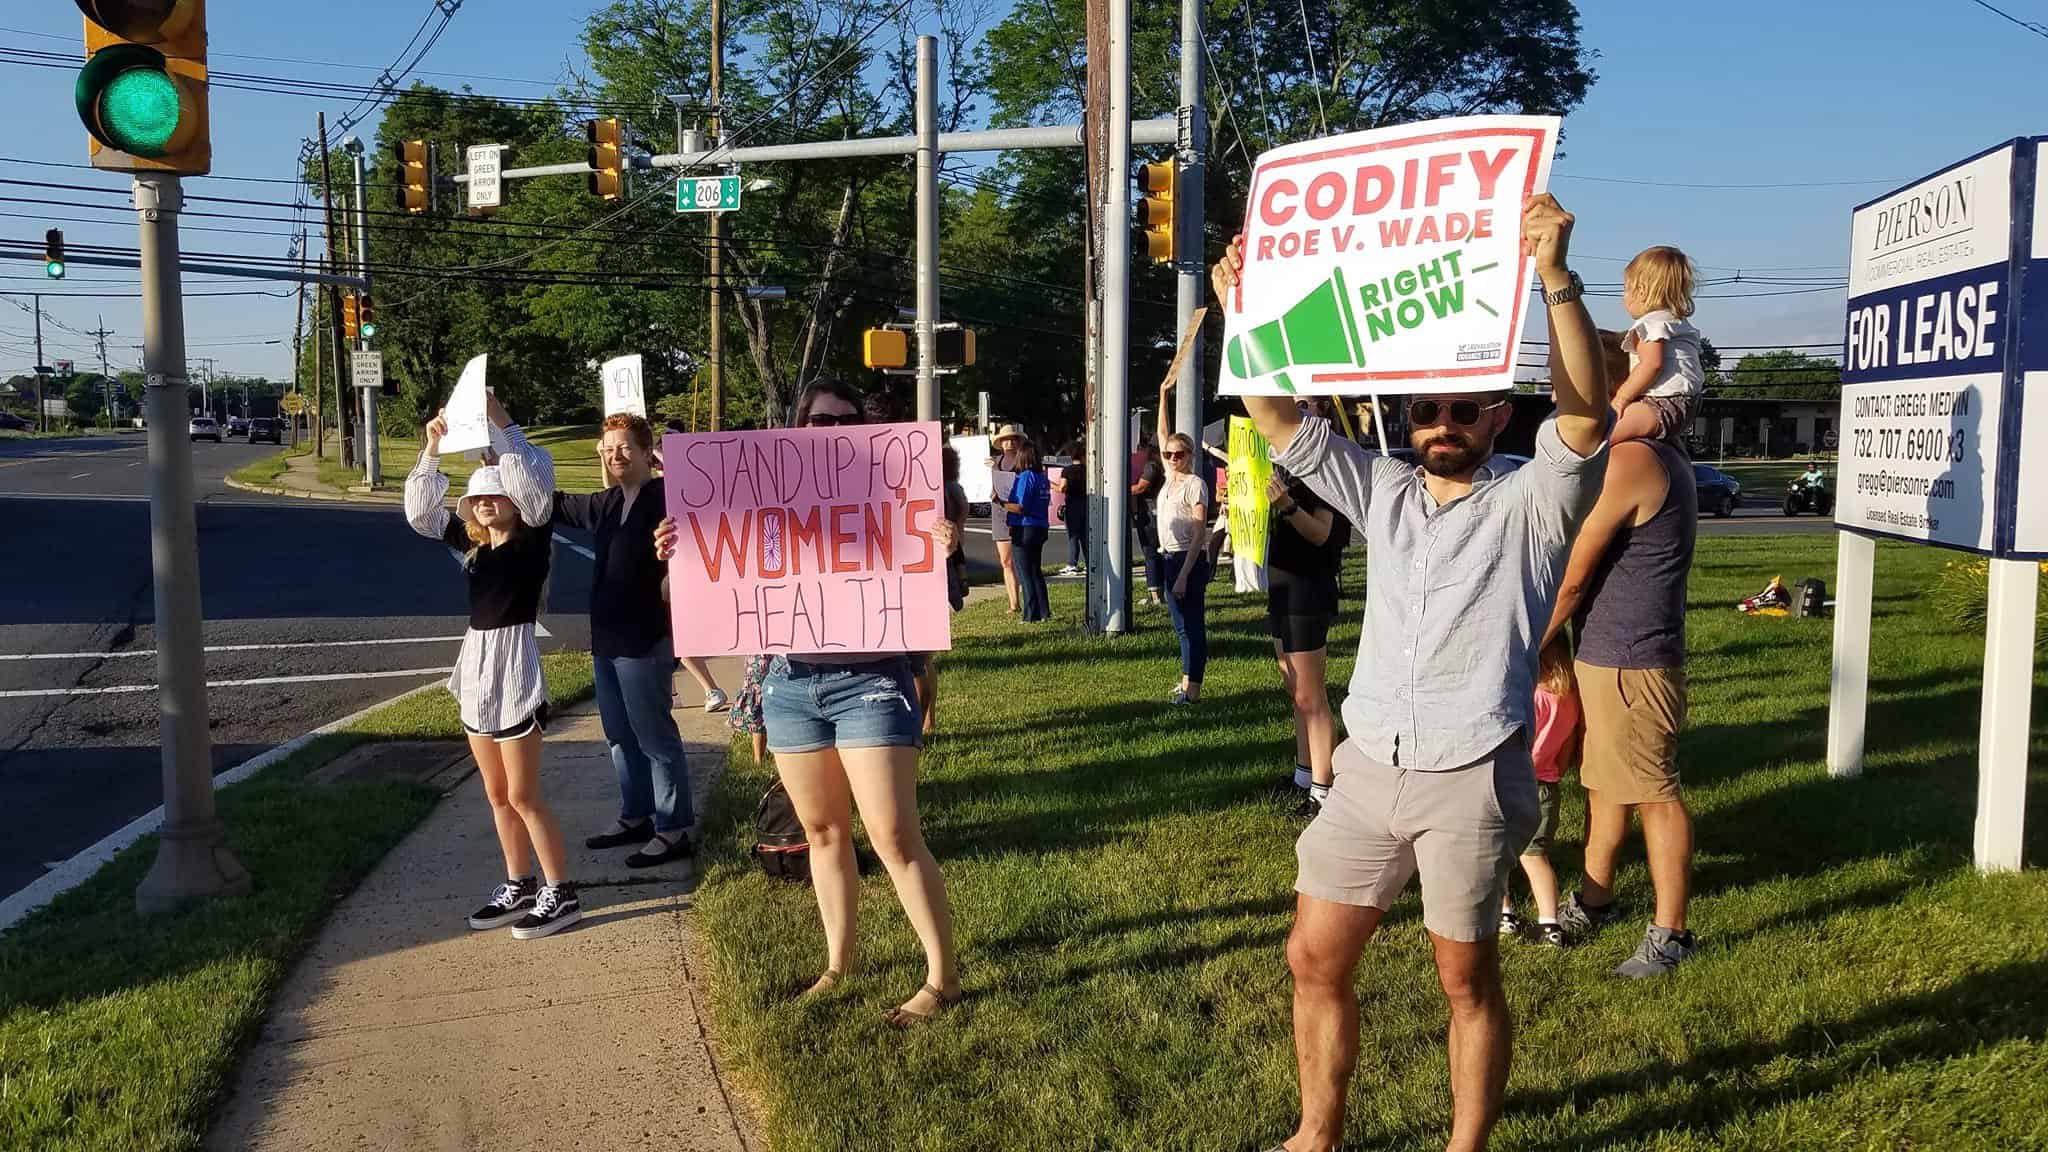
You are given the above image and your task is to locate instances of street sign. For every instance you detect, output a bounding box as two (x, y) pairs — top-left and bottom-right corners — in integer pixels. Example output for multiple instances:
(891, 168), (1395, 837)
(351, 350), (384, 392)
(280, 392), (305, 415)
(466, 144), (505, 212)
(676, 175), (742, 214)
(55, 360), (73, 379)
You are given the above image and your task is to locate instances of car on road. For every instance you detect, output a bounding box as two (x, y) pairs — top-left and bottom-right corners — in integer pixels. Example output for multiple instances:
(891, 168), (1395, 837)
(189, 416), (222, 443)
(226, 416), (249, 437)
(1693, 463), (1741, 518)
(248, 417), (282, 445)
(0, 411), (30, 431)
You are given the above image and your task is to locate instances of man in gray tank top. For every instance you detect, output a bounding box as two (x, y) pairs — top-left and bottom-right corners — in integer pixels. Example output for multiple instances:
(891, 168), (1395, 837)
(1543, 433), (1699, 976)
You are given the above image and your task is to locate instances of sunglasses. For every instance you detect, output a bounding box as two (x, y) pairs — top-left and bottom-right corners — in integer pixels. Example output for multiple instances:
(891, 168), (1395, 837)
(1408, 398), (1504, 427)
(1163, 450), (1189, 461)
(803, 412), (860, 428)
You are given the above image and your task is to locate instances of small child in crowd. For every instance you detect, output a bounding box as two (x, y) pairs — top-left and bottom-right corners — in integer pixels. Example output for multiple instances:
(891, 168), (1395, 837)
(1611, 245), (1704, 450)
(728, 655), (770, 767)
(1501, 632), (1580, 948)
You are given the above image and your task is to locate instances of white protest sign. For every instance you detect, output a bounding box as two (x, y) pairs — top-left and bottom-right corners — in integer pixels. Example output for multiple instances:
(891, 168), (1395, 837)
(1219, 114), (1558, 396)
(949, 435), (992, 503)
(439, 354), (492, 455)
(466, 145), (504, 212)
(1837, 144), (2015, 553)
(602, 354), (645, 418)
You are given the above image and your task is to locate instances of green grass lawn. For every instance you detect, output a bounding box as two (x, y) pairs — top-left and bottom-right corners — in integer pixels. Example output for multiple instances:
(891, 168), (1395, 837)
(691, 535), (2048, 1151)
(228, 445), (296, 487)
(309, 425), (607, 494)
(0, 650), (595, 1152)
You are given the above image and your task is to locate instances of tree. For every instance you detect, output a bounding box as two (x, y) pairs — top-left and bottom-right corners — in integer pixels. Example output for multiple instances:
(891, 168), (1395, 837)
(1724, 350), (1840, 400)
(64, 375), (104, 423)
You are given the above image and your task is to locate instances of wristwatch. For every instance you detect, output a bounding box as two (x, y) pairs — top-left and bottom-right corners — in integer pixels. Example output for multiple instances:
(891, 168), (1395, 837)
(1540, 268), (1581, 305)
(1275, 502), (1298, 517)
(1542, 270), (1583, 306)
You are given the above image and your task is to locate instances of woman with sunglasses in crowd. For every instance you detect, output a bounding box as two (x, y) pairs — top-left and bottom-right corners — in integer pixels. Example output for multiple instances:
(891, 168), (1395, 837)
(1153, 384), (1212, 706)
(654, 378), (963, 1026)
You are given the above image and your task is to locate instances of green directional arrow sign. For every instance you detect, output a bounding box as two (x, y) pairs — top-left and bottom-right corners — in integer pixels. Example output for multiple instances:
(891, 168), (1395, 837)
(676, 175), (742, 214)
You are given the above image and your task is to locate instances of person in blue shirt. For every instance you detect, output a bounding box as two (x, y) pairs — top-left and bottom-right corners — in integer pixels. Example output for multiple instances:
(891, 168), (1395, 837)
(1002, 435), (1054, 622)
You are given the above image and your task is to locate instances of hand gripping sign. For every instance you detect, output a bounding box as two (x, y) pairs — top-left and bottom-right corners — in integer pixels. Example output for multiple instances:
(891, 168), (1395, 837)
(662, 422), (953, 657)
(1220, 115), (1559, 396)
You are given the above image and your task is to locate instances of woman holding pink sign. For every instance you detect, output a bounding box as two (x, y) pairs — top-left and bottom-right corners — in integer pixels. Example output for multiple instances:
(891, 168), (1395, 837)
(654, 378), (962, 1027)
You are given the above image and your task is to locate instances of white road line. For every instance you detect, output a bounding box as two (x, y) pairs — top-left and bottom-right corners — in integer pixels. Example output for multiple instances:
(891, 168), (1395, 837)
(0, 635), (471, 662)
(0, 666), (451, 699)
(128, 461), (142, 468)
(69, 472), (91, 479)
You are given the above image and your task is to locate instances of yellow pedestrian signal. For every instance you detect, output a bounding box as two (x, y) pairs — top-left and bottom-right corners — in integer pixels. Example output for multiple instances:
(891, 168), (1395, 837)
(1138, 158), (1176, 264)
(341, 293), (360, 341)
(586, 118), (624, 200)
(864, 328), (909, 370)
(395, 139), (431, 214)
(74, 0), (211, 175)
(934, 328), (976, 368)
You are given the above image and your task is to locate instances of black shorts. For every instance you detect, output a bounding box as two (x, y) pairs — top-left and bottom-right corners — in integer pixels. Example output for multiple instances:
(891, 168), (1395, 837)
(1267, 609), (1333, 653)
(464, 702), (549, 742)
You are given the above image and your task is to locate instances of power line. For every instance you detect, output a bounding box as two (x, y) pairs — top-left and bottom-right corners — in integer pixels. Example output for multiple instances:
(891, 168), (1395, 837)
(1962, 0), (2048, 41)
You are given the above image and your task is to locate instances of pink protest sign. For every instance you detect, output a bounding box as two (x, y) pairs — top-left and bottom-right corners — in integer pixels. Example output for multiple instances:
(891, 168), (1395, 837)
(661, 422), (952, 656)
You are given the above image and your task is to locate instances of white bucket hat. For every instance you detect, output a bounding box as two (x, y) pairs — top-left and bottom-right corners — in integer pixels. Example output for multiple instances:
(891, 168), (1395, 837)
(455, 465), (514, 524)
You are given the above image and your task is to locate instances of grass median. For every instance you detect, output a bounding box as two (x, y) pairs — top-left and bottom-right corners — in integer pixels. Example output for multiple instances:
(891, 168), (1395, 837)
(0, 650), (596, 1152)
(691, 534), (2048, 1151)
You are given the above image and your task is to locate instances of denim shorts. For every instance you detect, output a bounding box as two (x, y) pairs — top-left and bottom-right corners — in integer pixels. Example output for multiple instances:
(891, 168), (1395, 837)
(760, 655), (924, 755)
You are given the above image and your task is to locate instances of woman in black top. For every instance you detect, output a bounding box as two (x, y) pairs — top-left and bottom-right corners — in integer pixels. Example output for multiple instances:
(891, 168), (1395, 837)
(1056, 441), (1087, 576)
(1265, 464), (1351, 822)
(405, 396), (580, 940)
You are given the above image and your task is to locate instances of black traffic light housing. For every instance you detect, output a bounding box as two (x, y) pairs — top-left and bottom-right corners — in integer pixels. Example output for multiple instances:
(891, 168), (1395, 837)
(45, 228), (65, 279)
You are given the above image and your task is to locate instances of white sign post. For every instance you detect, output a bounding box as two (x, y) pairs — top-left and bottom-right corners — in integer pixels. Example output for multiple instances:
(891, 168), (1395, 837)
(1831, 139), (2041, 873)
(601, 354), (645, 418)
(466, 145), (505, 213)
(350, 350), (384, 393)
(439, 354), (493, 455)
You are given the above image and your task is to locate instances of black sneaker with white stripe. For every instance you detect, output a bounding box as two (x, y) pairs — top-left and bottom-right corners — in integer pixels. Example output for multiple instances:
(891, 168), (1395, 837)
(467, 877), (538, 930)
(509, 882), (582, 940)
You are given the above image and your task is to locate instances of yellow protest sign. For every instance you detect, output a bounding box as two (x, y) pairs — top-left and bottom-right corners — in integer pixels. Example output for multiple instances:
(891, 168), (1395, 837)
(1227, 416), (1273, 567)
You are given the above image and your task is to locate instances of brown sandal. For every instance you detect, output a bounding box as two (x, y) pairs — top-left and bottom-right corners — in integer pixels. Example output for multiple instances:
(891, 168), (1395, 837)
(883, 983), (963, 1029)
(799, 968), (850, 1000)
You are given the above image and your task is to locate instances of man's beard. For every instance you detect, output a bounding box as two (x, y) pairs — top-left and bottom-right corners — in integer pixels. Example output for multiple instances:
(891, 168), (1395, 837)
(1415, 432), (1490, 477)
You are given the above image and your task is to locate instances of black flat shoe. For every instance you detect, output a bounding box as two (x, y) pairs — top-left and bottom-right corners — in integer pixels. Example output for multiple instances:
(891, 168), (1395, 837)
(625, 830), (696, 868)
(585, 821), (652, 850)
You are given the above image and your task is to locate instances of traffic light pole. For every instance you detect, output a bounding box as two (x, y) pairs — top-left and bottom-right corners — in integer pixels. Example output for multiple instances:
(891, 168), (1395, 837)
(1100, 0), (1132, 637)
(351, 146), (380, 490)
(914, 35), (940, 422)
(132, 172), (248, 916)
(707, 0), (725, 430)
(1174, 0), (1207, 450)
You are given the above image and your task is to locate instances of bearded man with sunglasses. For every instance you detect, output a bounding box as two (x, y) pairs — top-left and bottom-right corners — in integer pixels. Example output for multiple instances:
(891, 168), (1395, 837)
(1214, 193), (1611, 1152)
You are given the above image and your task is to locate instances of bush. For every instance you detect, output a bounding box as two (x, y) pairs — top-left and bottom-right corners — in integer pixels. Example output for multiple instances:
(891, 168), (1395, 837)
(1929, 558), (2048, 645)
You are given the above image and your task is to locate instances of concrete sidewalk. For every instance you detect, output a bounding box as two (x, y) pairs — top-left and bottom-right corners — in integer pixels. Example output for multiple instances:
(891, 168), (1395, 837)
(208, 663), (760, 1152)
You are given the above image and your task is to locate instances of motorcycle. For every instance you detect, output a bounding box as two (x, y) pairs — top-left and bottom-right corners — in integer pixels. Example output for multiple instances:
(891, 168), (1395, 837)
(1783, 475), (1833, 517)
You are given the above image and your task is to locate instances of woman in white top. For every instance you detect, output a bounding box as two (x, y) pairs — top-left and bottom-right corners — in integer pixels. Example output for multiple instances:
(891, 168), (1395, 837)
(1156, 429), (1211, 705)
(404, 395), (579, 941)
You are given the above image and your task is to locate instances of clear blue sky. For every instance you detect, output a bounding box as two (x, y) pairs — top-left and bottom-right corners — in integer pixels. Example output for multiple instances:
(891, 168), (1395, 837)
(2, 0), (2043, 383)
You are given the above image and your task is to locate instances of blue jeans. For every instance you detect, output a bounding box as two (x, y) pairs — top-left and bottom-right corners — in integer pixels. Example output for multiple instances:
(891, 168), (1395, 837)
(1011, 523), (1050, 621)
(762, 656), (924, 754)
(593, 643), (694, 835)
(1161, 549), (1210, 683)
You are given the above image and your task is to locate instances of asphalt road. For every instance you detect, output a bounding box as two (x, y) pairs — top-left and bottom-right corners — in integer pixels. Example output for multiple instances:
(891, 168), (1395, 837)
(0, 432), (594, 900)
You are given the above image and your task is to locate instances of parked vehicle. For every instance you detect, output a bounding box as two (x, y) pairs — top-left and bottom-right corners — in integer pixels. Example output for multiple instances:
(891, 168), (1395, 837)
(189, 416), (221, 443)
(0, 411), (30, 431)
(248, 417), (282, 445)
(226, 416), (249, 437)
(1783, 475), (1833, 517)
(1692, 464), (1742, 518)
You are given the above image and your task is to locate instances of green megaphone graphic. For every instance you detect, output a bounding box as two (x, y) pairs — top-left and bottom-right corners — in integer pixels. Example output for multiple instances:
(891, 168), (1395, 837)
(1226, 267), (1366, 390)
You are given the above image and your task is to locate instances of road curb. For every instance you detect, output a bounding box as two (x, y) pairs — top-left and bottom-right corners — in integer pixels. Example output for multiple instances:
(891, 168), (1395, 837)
(0, 680), (443, 935)
(223, 475), (399, 505)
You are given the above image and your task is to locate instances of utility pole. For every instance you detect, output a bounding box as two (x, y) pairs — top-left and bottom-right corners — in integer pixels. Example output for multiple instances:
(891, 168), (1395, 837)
(132, 172), (248, 915)
(1175, 0), (1207, 449)
(707, 0), (725, 430)
(91, 317), (114, 425)
(349, 139), (379, 489)
(1100, 0), (1132, 637)
(318, 114), (353, 468)
(290, 236), (306, 449)
(914, 36), (940, 422)
(32, 293), (45, 432)
(1083, 0), (1109, 634)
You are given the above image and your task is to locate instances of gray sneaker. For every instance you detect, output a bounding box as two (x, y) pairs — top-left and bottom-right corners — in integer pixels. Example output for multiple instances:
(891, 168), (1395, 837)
(1614, 924), (1697, 978)
(1557, 891), (1621, 941)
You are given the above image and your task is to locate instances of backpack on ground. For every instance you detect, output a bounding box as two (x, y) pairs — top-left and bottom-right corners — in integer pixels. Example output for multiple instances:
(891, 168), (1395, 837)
(752, 777), (811, 883)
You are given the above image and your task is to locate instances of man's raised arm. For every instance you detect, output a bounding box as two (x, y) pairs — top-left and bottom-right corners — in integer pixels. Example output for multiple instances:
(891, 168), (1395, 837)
(1523, 194), (1609, 457)
(1210, 238), (1305, 454)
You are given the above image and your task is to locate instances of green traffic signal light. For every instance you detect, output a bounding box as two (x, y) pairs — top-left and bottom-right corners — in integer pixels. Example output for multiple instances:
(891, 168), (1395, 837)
(99, 66), (182, 155)
(46, 261), (65, 280)
(361, 323), (378, 339)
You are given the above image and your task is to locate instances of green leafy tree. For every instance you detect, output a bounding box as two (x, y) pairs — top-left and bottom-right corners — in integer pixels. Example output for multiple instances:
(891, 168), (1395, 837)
(1724, 349), (1839, 400)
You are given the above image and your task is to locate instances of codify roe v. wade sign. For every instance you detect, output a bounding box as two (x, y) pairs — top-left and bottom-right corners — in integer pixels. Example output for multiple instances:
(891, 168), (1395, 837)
(1830, 139), (2043, 874)
(661, 423), (953, 657)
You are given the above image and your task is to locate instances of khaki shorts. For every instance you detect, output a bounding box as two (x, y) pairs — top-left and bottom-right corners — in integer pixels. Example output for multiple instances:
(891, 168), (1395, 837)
(1576, 662), (1686, 804)
(1295, 737), (1540, 942)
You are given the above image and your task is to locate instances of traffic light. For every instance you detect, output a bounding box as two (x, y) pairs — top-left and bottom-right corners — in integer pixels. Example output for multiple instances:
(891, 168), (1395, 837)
(863, 328), (909, 370)
(341, 293), (360, 341)
(586, 118), (623, 200)
(73, 0), (211, 175)
(358, 295), (376, 340)
(394, 139), (431, 214)
(1138, 158), (1176, 264)
(44, 229), (65, 279)
(934, 328), (976, 368)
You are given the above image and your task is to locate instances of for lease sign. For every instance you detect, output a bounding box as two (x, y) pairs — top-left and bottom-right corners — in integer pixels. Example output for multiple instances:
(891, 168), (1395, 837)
(1219, 115), (1558, 396)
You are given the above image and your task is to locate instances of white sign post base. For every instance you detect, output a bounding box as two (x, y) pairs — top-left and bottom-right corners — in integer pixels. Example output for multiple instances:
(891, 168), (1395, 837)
(1974, 558), (2039, 873)
(1826, 531), (1875, 780)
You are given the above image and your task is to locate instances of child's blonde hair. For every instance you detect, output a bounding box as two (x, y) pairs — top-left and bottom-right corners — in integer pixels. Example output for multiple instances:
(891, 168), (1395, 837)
(1624, 246), (1696, 318)
(1537, 631), (1576, 698)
